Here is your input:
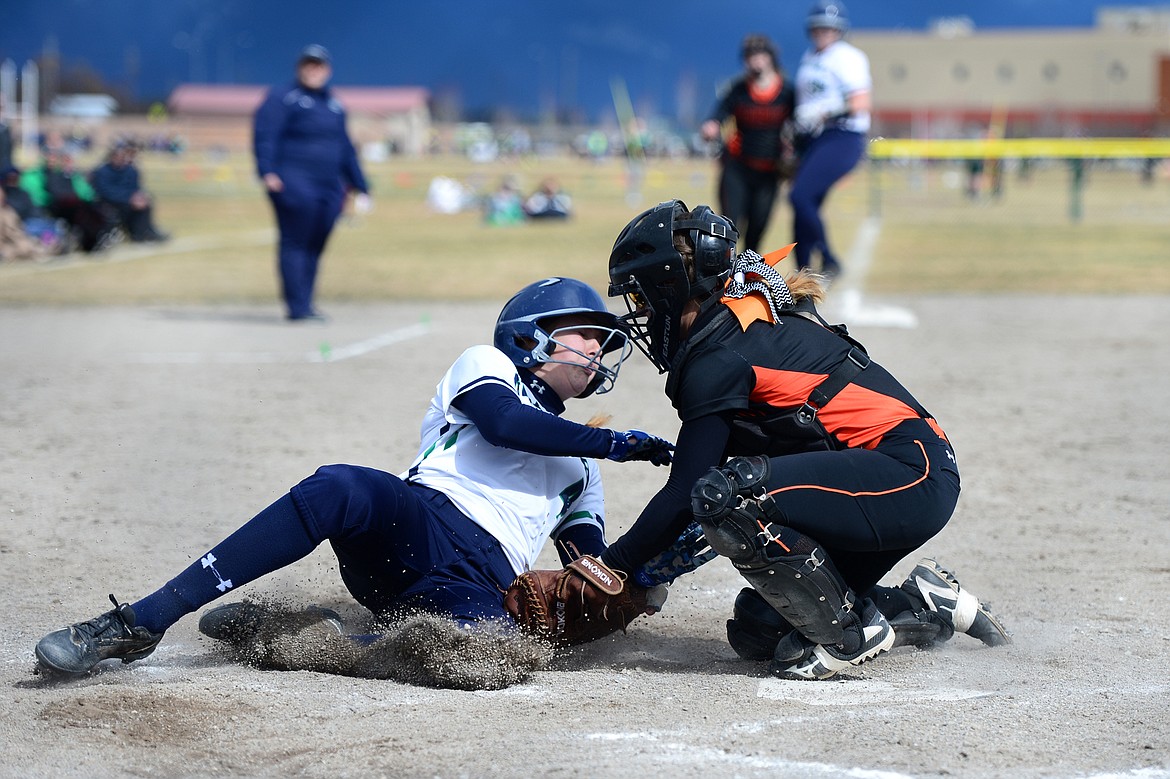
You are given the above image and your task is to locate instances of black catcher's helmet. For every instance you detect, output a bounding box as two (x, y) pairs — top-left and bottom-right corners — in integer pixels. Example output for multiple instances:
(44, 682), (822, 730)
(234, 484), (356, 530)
(495, 277), (631, 396)
(607, 200), (739, 373)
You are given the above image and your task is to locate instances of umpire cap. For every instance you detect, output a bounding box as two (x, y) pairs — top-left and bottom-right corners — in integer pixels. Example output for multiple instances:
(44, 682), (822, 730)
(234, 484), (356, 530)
(298, 44), (331, 64)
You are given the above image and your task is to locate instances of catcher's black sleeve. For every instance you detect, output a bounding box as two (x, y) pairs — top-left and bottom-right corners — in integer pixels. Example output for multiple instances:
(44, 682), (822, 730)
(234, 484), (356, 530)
(601, 412), (732, 574)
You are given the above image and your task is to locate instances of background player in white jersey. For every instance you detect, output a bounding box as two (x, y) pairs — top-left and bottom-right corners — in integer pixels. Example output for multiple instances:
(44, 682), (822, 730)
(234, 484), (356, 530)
(35, 277), (674, 677)
(789, 0), (871, 279)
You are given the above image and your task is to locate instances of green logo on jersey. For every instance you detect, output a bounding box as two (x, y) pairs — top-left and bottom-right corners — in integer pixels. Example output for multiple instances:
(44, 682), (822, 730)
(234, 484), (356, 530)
(420, 427), (461, 460)
(556, 476), (585, 521)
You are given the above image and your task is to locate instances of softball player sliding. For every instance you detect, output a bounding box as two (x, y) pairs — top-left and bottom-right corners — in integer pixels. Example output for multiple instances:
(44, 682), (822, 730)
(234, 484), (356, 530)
(35, 278), (673, 676)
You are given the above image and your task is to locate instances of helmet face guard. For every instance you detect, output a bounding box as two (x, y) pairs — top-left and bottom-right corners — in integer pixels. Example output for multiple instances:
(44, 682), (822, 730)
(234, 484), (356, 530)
(494, 277), (632, 396)
(609, 269), (685, 374)
(608, 201), (738, 373)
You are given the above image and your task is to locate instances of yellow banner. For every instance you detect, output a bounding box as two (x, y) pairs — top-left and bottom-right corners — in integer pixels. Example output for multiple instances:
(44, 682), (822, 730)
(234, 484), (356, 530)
(868, 137), (1170, 159)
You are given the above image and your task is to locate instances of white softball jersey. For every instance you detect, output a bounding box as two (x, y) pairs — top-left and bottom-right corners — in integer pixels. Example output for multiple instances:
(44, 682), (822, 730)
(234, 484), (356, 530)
(795, 39), (872, 134)
(402, 345), (605, 577)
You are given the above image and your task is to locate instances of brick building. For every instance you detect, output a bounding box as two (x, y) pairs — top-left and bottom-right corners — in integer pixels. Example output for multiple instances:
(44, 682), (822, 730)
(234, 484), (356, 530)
(851, 6), (1170, 138)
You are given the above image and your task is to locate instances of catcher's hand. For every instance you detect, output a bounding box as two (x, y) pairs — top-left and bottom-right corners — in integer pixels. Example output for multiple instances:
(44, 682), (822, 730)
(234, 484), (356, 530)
(634, 520), (718, 587)
(503, 555), (667, 646)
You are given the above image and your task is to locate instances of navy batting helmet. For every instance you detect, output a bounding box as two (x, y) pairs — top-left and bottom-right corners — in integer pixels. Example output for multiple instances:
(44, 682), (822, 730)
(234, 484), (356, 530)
(495, 277), (631, 396)
(807, 0), (850, 32)
(608, 200), (738, 373)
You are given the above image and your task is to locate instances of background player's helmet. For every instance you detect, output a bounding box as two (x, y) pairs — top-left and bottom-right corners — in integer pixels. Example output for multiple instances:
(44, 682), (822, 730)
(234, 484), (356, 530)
(807, 0), (850, 32)
(495, 277), (631, 396)
(608, 200), (739, 373)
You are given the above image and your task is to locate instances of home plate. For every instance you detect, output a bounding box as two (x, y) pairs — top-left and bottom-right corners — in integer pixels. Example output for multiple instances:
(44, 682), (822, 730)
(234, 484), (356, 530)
(757, 679), (993, 704)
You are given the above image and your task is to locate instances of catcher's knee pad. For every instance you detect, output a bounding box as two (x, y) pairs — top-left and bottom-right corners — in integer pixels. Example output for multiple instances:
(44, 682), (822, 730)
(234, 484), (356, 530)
(692, 459), (853, 645)
(726, 587), (792, 661)
(691, 456), (772, 565)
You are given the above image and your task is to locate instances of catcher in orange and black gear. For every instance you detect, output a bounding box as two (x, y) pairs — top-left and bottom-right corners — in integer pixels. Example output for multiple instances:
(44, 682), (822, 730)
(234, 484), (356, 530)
(600, 199), (1010, 681)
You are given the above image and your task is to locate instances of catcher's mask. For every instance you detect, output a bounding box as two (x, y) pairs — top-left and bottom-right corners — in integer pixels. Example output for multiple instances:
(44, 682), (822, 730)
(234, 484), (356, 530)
(494, 277), (632, 397)
(607, 200), (739, 373)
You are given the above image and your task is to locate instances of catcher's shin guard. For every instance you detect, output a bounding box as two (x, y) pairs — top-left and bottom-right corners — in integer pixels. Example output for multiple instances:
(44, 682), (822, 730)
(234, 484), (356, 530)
(692, 457), (854, 645)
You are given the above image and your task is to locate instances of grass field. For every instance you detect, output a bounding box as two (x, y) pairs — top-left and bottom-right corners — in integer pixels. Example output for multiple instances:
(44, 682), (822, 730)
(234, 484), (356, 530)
(2, 150), (1168, 305)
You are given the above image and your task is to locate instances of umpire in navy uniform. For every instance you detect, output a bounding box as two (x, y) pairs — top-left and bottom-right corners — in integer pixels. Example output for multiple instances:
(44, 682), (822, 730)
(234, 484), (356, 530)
(253, 44), (370, 322)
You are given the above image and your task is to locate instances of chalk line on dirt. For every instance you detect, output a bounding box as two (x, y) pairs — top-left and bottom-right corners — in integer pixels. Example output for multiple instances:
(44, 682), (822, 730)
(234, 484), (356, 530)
(127, 322), (430, 364)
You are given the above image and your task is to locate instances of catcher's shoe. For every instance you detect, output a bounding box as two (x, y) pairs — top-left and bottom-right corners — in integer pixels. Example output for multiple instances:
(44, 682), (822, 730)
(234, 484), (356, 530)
(198, 601), (343, 645)
(769, 598), (894, 681)
(35, 594), (163, 675)
(900, 558), (1011, 647)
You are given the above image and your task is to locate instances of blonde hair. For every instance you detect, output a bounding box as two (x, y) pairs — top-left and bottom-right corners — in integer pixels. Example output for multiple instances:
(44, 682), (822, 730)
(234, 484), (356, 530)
(784, 269), (827, 303)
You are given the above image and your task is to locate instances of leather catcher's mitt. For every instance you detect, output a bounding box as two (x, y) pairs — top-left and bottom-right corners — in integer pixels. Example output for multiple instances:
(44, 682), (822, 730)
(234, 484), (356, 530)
(503, 555), (666, 646)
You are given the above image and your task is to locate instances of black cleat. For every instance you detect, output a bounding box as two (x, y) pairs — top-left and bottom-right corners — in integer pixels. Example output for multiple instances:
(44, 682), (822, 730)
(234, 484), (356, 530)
(901, 558), (1012, 647)
(35, 594), (163, 675)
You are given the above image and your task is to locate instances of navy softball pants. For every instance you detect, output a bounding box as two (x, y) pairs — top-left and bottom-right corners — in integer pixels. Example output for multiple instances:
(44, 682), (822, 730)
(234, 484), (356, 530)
(789, 128), (865, 273)
(269, 175), (344, 319)
(131, 465), (518, 634)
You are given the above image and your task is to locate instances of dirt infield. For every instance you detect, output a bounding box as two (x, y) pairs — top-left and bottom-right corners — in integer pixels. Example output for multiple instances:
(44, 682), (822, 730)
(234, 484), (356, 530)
(2, 295), (1168, 779)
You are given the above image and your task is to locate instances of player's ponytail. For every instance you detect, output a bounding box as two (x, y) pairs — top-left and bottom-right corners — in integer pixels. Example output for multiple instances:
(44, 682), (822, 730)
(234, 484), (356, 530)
(784, 269), (827, 303)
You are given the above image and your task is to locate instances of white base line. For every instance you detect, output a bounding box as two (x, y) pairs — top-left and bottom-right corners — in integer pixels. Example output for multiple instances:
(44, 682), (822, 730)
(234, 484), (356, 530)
(825, 216), (919, 330)
(757, 678), (993, 705)
(2, 229), (276, 276)
(130, 321), (430, 365)
(585, 732), (915, 778)
(306, 322), (430, 362)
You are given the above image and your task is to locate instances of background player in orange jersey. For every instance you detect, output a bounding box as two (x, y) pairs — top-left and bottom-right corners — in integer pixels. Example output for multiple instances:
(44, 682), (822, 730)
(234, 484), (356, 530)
(700, 34), (796, 253)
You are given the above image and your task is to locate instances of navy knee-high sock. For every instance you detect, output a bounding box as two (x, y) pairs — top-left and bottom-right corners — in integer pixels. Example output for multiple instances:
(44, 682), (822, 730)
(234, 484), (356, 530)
(130, 493), (319, 634)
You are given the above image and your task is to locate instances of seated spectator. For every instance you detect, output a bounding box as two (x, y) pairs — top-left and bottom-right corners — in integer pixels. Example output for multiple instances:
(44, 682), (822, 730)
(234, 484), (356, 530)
(20, 148), (119, 253)
(1, 165), (38, 223)
(483, 176), (524, 226)
(90, 142), (169, 243)
(0, 186), (53, 261)
(523, 177), (573, 220)
(1, 165), (70, 252)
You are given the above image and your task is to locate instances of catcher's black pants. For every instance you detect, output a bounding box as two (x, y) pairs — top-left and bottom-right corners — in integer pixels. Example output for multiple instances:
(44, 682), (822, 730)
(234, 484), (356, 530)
(761, 418), (960, 596)
(717, 157), (781, 252)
